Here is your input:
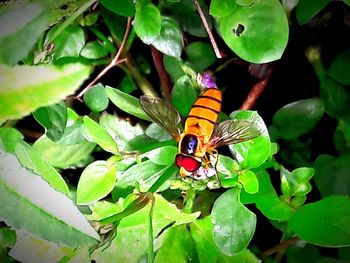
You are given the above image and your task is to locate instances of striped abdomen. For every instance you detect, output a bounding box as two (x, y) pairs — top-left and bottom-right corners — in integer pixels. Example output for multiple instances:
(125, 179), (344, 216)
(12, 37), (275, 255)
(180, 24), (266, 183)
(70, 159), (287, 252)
(184, 88), (222, 142)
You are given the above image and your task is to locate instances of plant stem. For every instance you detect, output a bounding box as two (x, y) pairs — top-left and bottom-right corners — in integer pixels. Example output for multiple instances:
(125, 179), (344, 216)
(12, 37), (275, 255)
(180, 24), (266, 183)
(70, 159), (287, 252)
(151, 46), (172, 100)
(259, 236), (300, 259)
(76, 17), (133, 100)
(147, 195), (155, 263)
(193, 0), (224, 58)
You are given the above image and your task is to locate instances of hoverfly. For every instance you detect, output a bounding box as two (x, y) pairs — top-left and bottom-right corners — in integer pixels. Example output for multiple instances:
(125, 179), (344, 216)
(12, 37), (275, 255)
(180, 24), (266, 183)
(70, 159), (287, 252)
(140, 72), (261, 179)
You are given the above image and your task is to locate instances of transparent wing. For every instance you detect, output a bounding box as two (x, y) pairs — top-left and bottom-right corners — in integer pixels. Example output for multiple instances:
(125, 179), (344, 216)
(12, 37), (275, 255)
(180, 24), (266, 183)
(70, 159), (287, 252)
(209, 119), (262, 148)
(140, 95), (181, 141)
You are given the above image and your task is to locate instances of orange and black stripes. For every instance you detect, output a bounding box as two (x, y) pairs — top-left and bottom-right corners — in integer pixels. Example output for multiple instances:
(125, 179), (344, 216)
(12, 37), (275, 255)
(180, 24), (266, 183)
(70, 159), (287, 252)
(184, 88), (222, 139)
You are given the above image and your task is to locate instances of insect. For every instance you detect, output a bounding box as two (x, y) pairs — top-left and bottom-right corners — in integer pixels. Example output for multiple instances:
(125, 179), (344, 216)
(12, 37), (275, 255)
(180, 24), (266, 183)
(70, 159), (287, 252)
(140, 72), (261, 179)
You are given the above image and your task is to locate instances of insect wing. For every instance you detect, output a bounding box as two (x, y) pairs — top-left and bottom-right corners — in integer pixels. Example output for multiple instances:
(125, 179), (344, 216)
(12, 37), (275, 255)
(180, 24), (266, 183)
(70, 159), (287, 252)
(140, 95), (181, 141)
(209, 119), (261, 148)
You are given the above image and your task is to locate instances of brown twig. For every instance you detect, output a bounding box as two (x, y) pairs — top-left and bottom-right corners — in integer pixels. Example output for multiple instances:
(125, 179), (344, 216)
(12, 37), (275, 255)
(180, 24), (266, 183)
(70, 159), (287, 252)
(193, 0), (224, 59)
(240, 63), (274, 110)
(19, 128), (43, 139)
(76, 17), (133, 101)
(150, 46), (172, 101)
(259, 236), (300, 259)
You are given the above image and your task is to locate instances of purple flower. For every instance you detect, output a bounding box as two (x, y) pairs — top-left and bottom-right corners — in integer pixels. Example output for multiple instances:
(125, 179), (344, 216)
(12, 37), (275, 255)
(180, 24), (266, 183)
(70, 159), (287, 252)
(198, 72), (217, 88)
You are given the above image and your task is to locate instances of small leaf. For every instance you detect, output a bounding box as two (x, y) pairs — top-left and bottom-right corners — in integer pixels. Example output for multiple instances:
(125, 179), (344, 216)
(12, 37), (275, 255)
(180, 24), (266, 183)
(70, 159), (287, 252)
(0, 151), (99, 247)
(280, 167), (314, 199)
(289, 195), (350, 247)
(151, 16), (183, 58)
(219, 0), (288, 63)
(209, 0), (236, 17)
(211, 188), (256, 255)
(99, 0), (135, 17)
(77, 161), (117, 205)
(295, 0), (331, 25)
(163, 55), (184, 82)
(229, 110), (271, 169)
(144, 145), (178, 166)
(105, 86), (151, 121)
(80, 40), (110, 59)
(0, 63), (91, 122)
(271, 98), (325, 140)
(171, 75), (197, 117)
(0, 3), (48, 65)
(33, 101), (67, 142)
(190, 217), (261, 263)
(328, 49), (350, 86)
(134, 4), (161, 44)
(239, 170), (259, 194)
(83, 116), (119, 154)
(83, 84), (109, 113)
(0, 228), (16, 247)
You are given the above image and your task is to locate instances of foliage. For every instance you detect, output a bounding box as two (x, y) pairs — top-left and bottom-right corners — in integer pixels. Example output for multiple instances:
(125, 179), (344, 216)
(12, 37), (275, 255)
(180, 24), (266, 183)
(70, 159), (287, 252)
(0, 0), (350, 262)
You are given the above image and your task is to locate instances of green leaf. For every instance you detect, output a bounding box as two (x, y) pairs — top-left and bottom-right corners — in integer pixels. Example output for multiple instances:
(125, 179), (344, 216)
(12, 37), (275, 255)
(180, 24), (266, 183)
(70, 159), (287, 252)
(0, 63), (91, 122)
(83, 84), (109, 113)
(0, 3), (48, 65)
(185, 42), (216, 72)
(190, 217), (260, 263)
(328, 49), (350, 86)
(91, 194), (199, 262)
(171, 75), (197, 117)
(229, 110), (271, 169)
(0, 127), (24, 153)
(0, 228), (16, 247)
(134, 4), (161, 44)
(271, 98), (325, 140)
(48, 25), (85, 60)
(216, 155), (240, 188)
(211, 188), (256, 255)
(99, 112), (145, 151)
(105, 86), (151, 121)
(144, 145), (178, 166)
(239, 170), (259, 194)
(77, 161), (117, 205)
(163, 55), (184, 82)
(80, 40), (110, 59)
(287, 244), (322, 263)
(155, 225), (197, 263)
(118, 160), (170, 192)
(295, 0), (331, 25)
(314, 154), (350, 197)
(151, 16), (183, 58)
(320, 77), (350, 121)
(99, 0), (135, 17)
(33, 130), (96, 169)
(83, 116), (119, 155)
(33, 101), (67, 142)
(289, 195), (350, 247)
(209, 0), (236, 17)
(219, 0), (288, 63)
(280, 167), (314, 199)
(0, 150), (99, 247)
(117, 73), (137, 94)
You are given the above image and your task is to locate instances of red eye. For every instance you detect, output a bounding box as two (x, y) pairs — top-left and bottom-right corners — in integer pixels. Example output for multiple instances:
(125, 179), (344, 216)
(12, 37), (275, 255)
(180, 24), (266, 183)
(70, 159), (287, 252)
(175, 154), (201, 172)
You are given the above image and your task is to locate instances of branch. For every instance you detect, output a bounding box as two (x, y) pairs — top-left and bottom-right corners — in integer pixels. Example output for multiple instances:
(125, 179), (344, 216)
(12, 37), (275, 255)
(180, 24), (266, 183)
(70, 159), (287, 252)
(193, 0), (224, 59)
(151, 46), (172, 101)
(240, 63), (274, 110)
(76, 17), (133, 101)
(259, 237), (300, 259)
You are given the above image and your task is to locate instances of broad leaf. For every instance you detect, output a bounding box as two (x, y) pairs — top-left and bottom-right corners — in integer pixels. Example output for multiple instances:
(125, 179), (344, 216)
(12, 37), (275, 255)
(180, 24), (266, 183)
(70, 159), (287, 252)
(83, 116), (119, 155)
(105, 86), (151, 121)
(219, 0), (288, 63)
(190, 217), (260, 263)
(83, 84), (109, 113)
(328, 48), (350, 86)
(91, 194), (200, 262)
(209, 0), (236, 17)
(77, 160), (117, 205)
(33, 101), (67, 142)
(295, 0), (331, 25)
(134, 3), (161, 44)
(211, 188), (256, 255)
(0, 151), (99, 247)
(239, 170), (259, 194)
(0, 63), (91, 122)
(144, 145), (178, 166)
(99, 0), (135, 17)
(171, 75), (197, 117)
(80, 40), (110, 59)
(289, 195), (350, 247)
(185, 41), (216, 72)
(151, 16), (183, 58)
(0, 3), (48, 65)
